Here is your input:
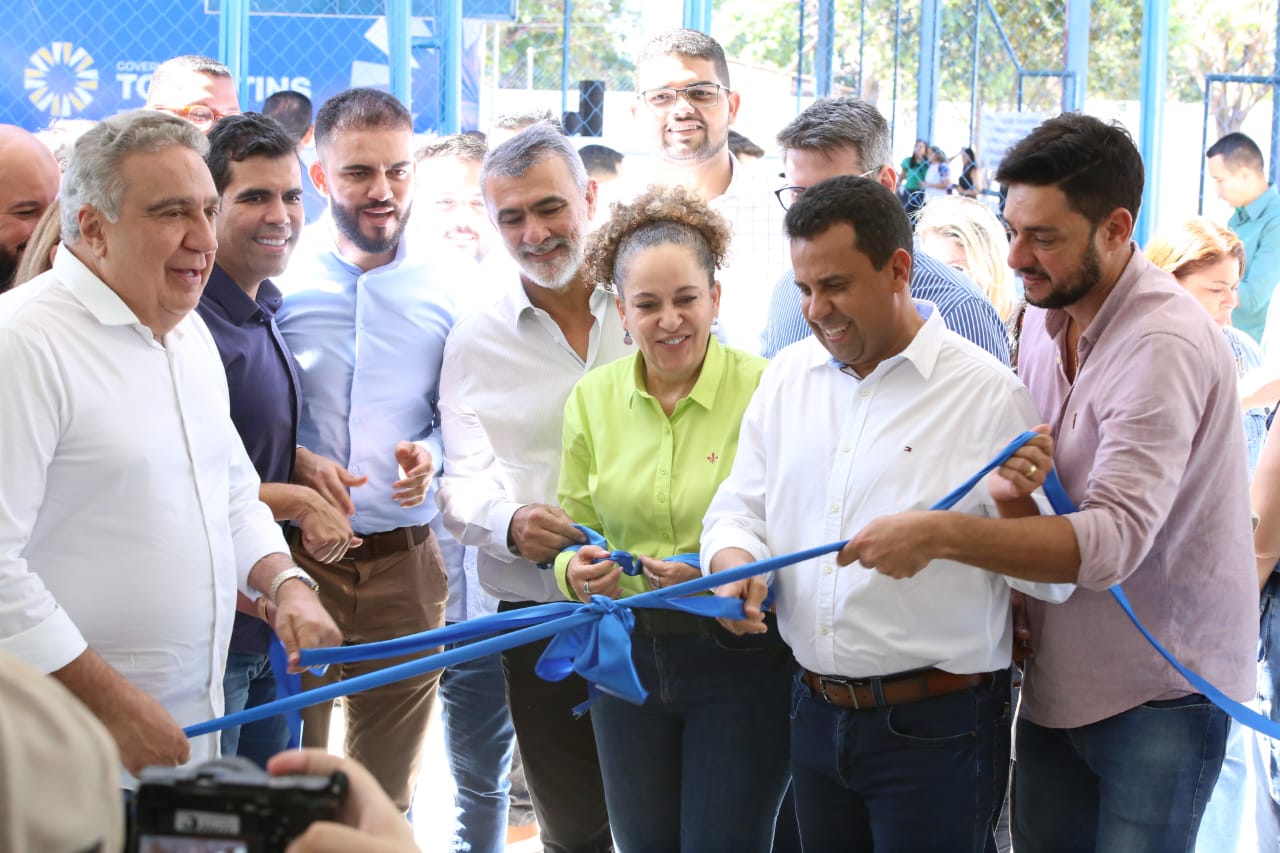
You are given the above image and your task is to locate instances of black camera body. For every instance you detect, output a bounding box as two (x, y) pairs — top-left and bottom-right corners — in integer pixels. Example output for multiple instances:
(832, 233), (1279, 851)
(129, 756), (347, 853)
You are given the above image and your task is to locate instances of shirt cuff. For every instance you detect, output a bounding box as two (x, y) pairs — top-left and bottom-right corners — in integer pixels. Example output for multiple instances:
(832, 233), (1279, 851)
(485, 501), (524, 562)
(700, 528), (774, 578)
(0, 605), (87, 673)
(233, 524), (292, 599)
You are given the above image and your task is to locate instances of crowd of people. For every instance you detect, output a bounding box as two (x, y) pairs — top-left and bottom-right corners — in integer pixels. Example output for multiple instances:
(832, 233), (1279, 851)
(1, 25), (1279, 853)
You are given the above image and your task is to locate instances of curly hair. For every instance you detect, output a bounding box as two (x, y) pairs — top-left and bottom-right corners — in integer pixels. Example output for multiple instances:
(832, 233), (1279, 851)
(583, 184), (732, 293)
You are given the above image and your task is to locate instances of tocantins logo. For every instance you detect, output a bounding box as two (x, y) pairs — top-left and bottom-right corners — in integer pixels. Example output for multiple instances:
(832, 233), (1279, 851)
(25, 41), (98, 117)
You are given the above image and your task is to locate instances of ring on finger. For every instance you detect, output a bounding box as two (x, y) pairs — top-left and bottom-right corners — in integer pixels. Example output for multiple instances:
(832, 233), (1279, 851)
(1027, 463), (1038, 477)
(583, 580), (592, 598)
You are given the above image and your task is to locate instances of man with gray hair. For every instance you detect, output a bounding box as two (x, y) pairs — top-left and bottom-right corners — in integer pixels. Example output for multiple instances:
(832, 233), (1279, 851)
(438, 123), (630, 852)
(0, 109), (338, 782)
(759, 96), (1010, 364)
(146, 55), (240, 133)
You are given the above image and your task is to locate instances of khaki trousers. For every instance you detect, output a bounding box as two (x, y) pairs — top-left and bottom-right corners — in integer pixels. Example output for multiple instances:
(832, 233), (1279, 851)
(293, 525), (447, 812)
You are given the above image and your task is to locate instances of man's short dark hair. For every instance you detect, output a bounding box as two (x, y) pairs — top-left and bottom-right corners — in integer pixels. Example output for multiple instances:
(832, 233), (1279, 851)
(578, 144), (624, 179)
(995, 113), (1144, 227)
(636, 29), (731, 88)
(314, 88), (412, 151)
(262, 90), (313, 144)
(205, 113), (296, 194)
(416, 133), (487, 164)
(1207, 132), (1265, 175)
(775, 97), (891, 171)
(727, 130), (764, 159)
(784, 175), (911, 271)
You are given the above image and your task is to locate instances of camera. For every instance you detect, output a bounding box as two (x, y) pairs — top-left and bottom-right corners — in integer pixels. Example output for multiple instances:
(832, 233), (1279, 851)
(128, 756), (348, 853)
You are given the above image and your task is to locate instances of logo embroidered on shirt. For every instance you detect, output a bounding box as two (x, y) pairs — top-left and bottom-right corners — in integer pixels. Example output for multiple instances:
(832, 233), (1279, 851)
(707, 452), (719, 463)
(904, 445), (913, 453)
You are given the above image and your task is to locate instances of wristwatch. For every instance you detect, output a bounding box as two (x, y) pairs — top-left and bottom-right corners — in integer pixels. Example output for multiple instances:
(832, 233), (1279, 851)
(269, 566), (320, 604)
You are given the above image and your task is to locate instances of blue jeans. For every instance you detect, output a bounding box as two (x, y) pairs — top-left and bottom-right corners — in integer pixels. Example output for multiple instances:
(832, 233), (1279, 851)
(1013, 695), (1229, 853)
(588, 622), (794, 853)
(1259, 571), (1280, 830)
(789, 667), (1012, 852)
(221, 651), (290, 768)
(439, 631), (517, 853)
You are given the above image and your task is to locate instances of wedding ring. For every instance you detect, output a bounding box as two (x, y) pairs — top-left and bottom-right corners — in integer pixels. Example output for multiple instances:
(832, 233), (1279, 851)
(1027, 463), (1038, 477)
(583, 580), (592, 598)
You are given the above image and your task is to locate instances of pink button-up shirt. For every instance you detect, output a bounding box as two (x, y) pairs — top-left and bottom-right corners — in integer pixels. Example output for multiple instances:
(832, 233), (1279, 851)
(1018, 245), (1258, 728)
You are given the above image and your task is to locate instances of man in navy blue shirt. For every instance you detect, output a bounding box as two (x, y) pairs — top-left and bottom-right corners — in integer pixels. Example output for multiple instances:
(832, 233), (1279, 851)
(198, 112), (359, 766)
(760, 98), (1010, 364)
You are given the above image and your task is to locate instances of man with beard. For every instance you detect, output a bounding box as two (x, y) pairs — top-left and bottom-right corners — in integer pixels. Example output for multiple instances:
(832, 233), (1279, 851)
(831, 113), (1256, 850)
(0, 126), (60, 292)
(275, 87), (467, 812)
(437, 123), (632, 852)
(198, 113), (359, 767)
(630, 29), (789, 353)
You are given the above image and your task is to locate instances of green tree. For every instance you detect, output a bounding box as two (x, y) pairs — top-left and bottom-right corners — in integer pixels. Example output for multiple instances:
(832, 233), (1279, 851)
(1170, 0), (1276, 137)
(494, 0), (641, 91)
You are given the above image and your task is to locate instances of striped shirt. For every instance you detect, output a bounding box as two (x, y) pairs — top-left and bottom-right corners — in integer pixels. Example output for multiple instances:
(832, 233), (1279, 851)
(759, 251), (1011, 365)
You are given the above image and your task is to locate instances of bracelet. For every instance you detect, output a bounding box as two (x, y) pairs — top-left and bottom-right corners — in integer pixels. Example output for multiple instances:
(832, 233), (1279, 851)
(269, 567), (319, 604)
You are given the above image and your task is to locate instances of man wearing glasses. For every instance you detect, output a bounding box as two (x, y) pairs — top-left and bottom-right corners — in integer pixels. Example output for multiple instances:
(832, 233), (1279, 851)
(631, 29), (789, 354)
(760, 97), (1010, 365)
(146, 55), (240, 134)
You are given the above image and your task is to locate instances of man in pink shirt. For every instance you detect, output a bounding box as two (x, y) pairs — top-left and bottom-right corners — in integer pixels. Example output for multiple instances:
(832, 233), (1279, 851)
(838, 113), (1257, 850)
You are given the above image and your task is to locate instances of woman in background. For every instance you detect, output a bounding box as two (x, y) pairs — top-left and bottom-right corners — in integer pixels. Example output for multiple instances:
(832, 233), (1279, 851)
(898, 138), (930, 218)
(915, 195), (1017, 326)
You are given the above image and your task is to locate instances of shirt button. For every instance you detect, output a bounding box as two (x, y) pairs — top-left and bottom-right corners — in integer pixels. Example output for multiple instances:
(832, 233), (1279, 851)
(830, 503), (839, 513)
(659, 468), (668, 476)
(859, 389), (869, 397)
(657, 494), (667, 503)
(820, 626), (830, 636)
(824, 564), (833, 575)
(841, 445), (851, 453)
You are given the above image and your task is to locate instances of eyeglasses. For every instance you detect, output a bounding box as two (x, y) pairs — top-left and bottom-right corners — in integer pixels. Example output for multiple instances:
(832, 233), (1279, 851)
(154, 104), (240, 129)
(774, 167), (882, 211)
(638, 83), (728, 113)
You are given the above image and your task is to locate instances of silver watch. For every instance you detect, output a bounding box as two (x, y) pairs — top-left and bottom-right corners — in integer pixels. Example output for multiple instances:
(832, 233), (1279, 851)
(269, 566), (320, 604)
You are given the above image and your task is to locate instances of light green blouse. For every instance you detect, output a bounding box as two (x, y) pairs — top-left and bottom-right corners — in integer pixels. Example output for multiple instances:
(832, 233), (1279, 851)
(554, 337), (766, 601)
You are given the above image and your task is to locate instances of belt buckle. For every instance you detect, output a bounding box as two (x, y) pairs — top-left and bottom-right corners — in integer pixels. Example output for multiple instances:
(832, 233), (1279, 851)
(819, 675), (859, 710)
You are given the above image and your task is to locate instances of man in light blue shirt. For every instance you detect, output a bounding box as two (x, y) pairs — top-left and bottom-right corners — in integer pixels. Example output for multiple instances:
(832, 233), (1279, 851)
(759, 98), (1010, 364)
(1208, 132), (1280, 342)
(276, 87), (466, 813)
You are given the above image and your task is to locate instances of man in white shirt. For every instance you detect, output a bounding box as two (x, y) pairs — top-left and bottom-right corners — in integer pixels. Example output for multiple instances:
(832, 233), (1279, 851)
(437, 124), (632, 852)
(0, 109), (338, 782)
(630, 29), (790, 352)
(705, 175), (1070, 850)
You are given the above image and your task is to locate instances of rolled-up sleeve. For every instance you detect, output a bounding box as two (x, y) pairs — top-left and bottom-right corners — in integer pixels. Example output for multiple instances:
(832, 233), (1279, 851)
(1069, 331), (1208, 590)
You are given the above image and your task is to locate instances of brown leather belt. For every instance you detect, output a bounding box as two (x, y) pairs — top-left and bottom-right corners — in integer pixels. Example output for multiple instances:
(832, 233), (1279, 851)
(344, 524), (431, 561)
(800, 667), (995, 710)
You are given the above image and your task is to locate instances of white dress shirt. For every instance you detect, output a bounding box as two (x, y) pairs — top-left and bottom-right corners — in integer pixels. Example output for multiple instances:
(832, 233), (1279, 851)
(707, 154), (791, 353)
(437, 280), (632, 602)
(702, 305), (1073, 678)
(0, 250), (287, 776)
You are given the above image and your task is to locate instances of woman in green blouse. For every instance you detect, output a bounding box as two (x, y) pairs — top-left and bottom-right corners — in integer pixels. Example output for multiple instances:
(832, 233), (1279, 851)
(554, 185), (793, 852)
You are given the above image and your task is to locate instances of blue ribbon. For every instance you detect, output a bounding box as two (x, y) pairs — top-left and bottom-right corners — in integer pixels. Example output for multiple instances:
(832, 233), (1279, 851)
(557, 524), (701, 577)
(186, 430), (1279, 742)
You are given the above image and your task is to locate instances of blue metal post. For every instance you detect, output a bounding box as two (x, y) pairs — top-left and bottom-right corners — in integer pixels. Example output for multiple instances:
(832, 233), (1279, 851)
(969, 0), (980, 142)
(387, 0), (411, 108)
(561, 0), (571, 118)
(682, 0), (711, 35)
(857, 0), (865, 95)
(441, 0), (463, 133)
(1064, 0), (1090, 111)
(1272, 4), (1280, 186)
(796, 0), (805, 113)
(916, 0), (941, 146)
(815, 0), (835, 97)
(219, 0), (250, 107)
(1135, 0), (1168, 246)
(890, 0), (901, 140)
